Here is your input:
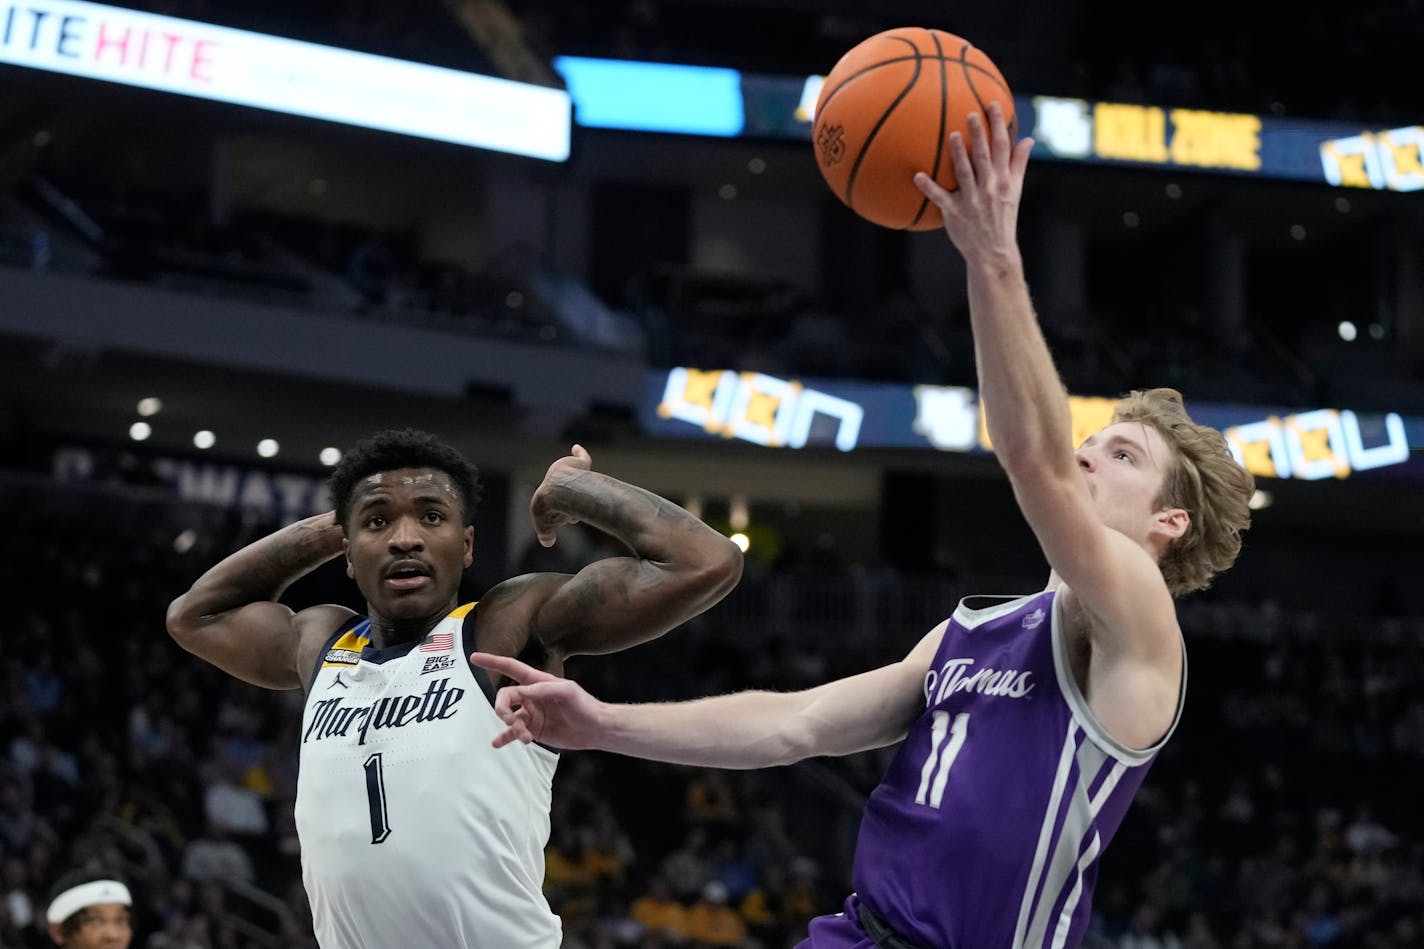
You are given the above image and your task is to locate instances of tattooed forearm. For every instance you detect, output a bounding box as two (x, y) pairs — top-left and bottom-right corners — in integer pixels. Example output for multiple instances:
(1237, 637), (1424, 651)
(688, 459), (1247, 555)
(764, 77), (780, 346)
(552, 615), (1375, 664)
(526, 461), (743, 657)
(543, 470), (704, 559)
(189, 514), (346, 616)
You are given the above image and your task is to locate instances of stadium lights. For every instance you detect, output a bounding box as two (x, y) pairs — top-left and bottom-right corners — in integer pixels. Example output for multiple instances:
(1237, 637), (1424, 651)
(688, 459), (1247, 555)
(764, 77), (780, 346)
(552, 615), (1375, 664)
(730, 494), (749, 531)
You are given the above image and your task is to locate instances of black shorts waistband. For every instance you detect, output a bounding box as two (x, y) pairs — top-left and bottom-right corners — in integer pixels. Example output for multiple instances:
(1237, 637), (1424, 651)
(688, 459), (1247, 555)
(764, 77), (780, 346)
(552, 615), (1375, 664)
(857, 901), (928, 949)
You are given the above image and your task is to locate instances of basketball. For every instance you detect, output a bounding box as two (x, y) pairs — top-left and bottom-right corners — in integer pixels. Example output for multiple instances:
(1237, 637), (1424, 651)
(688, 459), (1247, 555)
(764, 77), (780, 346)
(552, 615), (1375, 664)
(812, 28), (1016, 231)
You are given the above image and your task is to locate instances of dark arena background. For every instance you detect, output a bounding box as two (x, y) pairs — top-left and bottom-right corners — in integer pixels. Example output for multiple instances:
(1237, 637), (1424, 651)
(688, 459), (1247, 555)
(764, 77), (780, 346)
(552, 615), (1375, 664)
(3, 1), (1424, 946)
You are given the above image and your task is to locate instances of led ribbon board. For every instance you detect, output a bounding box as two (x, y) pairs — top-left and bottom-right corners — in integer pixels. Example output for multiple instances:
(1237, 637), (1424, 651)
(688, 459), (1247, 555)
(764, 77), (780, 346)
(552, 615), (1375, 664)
(554, 57), (1420, 191)
(553, 55), (744, 136)
(0, 0), (571, 160)
(646, 368), (1416, 482)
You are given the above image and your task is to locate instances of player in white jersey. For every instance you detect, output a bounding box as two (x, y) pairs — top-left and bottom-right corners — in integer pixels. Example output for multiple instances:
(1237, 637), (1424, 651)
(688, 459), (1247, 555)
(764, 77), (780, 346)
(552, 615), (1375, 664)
(166, 428), (743, 948)
(471, 105), (1257, 949)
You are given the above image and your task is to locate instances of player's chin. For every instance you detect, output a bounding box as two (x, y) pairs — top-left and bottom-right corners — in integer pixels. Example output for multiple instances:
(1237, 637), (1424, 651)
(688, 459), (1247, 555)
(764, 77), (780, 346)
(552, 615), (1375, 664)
(373, 585), (447, 618)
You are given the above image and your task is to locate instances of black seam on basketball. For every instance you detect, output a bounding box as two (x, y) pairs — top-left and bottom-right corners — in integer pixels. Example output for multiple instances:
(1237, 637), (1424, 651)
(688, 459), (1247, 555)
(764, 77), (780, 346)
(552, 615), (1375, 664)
(817, 52), (1008, 116)
(844, 37), (922, 210)
(908, 32), (953, 228)
(958, 44), (1012, 130)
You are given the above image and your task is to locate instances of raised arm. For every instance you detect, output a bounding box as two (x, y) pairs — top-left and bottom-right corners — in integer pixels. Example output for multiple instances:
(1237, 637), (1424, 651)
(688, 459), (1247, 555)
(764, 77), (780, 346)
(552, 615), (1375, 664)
(165, 512), (355, 690)
(914, 105), (1182, 739)
(490, 446), (743, 660)
(471, 623), (943, 768)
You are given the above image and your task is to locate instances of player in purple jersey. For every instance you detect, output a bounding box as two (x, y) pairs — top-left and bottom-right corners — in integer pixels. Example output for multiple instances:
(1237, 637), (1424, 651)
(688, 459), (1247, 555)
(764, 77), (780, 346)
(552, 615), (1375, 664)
(472, 103), (1256, 949)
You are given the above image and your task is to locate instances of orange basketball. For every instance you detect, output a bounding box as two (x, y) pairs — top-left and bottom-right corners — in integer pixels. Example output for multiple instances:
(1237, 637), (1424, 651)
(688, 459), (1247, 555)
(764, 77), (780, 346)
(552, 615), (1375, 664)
(812, 28), (1016, 231)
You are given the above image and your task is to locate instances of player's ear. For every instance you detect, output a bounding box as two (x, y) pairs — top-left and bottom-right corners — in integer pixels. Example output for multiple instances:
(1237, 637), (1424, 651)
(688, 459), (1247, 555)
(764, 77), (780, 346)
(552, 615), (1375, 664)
(344, 535), (354, 578)
(463, 526), (474, 568)
(1154, 508), (1189, 542)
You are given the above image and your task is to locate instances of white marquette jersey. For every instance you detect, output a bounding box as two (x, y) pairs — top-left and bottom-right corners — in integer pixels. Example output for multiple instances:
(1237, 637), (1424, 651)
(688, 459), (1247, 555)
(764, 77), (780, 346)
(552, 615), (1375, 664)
(295, 604), (561, 949)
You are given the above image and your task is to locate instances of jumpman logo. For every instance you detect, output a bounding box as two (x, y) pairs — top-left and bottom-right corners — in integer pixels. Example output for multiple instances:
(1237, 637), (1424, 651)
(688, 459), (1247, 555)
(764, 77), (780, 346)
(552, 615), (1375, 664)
(328, 671), (350, 690)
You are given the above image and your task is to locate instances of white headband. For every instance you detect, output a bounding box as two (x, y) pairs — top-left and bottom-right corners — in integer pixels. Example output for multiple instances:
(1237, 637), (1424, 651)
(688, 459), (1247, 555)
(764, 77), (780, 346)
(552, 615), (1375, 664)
(46, 880), (131, 925)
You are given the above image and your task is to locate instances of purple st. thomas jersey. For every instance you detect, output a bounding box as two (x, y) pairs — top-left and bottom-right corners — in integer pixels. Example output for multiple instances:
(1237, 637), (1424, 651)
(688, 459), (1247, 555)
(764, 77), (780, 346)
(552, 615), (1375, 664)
(805, 589), (1184, 949)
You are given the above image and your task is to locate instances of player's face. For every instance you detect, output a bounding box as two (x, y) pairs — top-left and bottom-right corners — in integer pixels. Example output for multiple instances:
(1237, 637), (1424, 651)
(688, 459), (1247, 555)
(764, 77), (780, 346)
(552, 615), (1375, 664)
(344, 468), (473, 625)
(1074, 422), (1180, 544)
(55, 904), (132, 949)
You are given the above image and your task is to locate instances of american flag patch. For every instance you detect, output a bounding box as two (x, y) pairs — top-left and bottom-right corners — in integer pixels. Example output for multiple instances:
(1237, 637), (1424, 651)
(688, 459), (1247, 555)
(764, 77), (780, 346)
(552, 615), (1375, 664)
(420, 632), (454, 653)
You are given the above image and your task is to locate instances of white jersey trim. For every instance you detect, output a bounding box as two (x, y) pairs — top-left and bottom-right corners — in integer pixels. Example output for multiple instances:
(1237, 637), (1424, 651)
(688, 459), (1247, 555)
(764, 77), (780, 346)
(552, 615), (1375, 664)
(1011, 720), (1080, 949)
(1048, 587), (1187, 766)
(950, 592), (1043, 629)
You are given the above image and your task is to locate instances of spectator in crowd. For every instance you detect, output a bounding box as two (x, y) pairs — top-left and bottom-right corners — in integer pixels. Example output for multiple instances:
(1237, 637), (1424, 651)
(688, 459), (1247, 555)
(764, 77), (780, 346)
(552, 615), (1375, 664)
(684, 881), (747, 947)
(43, 870), (132, 949)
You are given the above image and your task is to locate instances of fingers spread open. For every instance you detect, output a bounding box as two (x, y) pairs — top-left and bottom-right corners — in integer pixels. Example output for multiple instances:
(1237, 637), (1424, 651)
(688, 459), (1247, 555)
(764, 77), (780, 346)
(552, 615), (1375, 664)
(949, 130), (975, 193)
(967, 112), (993, 173)
(1011, 136), (1035, 180)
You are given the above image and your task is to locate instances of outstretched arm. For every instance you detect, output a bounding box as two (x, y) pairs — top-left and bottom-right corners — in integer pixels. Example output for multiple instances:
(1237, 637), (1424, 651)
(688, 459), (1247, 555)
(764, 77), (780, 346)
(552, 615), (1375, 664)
(471, 623), (942, 767)
(165, 512), (354, 689)
(496, 446), (743, 659)
(914, 104), (1182, 743)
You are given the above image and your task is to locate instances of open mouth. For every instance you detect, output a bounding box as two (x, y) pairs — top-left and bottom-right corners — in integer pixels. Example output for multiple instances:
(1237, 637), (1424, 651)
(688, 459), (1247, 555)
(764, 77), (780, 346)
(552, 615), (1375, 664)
(384, 561), (431, 591)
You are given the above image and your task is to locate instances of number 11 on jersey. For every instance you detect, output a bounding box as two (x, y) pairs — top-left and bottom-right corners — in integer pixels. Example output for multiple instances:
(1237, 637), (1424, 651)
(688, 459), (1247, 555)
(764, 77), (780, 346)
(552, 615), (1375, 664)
(915, 711), (969, 810)
(364, 753), (392, 844)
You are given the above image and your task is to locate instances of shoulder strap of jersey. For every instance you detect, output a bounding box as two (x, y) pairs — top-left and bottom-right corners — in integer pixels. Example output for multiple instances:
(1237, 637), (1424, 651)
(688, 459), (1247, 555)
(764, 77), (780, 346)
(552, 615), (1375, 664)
(459, 603), (497, 706)
(304, 615), (371, 693)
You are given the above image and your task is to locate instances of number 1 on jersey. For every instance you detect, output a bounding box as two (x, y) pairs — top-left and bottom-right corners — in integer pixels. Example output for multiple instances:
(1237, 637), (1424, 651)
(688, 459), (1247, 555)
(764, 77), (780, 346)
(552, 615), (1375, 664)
(363, 752), (392, 844)
(915, 711), (969, 809)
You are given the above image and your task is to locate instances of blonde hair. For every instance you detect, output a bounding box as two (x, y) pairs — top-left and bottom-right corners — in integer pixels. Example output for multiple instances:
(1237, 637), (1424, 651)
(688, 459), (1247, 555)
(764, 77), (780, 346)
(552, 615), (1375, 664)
(1112, 388), (1254, 596)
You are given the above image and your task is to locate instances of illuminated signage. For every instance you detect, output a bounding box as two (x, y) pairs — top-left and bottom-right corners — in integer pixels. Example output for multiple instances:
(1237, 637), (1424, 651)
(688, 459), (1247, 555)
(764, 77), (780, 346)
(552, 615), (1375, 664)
(645, 369), (1417, 481)
(1, 0), (571, 160)
(1319, 126), (1424, 192)
(657, 368), (864, 451)
(1224, 410), (1409, 480)
(52, 445), (330, 520)
(912, 385), (1412, 481)
(558, 57), (1419, 192)
(553, 56), (744, 136)
(1090, 103), (1263, 171)
(912, 385), (980, 450)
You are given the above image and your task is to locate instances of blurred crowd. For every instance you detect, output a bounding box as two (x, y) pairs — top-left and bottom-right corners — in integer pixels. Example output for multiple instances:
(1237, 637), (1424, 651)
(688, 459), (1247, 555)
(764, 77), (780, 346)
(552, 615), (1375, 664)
(0, 173), (1365, 415)
(2, 482), (1424, 948)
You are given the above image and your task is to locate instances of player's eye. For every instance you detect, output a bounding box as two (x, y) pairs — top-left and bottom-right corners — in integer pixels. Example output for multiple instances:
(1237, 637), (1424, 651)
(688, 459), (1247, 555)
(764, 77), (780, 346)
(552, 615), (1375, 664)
(364, 515), (387, 529)
(424, 511), (444, 524)
(1114, 451), (1132, 462)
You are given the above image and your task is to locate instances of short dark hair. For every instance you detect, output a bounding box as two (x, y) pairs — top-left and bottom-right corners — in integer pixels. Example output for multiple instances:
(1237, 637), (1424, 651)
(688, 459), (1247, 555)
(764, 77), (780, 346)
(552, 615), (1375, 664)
(48, 869), (129, 935)
(328, 429), (482, 529)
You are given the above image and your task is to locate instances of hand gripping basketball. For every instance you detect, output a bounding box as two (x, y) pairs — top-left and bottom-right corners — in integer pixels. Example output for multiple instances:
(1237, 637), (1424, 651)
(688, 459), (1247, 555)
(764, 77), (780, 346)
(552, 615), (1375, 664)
(913, 102), (1034, 267)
